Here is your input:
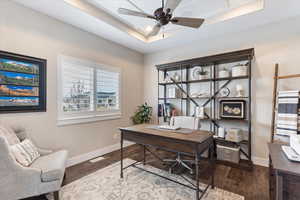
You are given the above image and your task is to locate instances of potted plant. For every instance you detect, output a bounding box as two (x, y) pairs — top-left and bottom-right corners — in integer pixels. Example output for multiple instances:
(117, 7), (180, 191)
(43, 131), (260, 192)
(131, 103), (153, 124)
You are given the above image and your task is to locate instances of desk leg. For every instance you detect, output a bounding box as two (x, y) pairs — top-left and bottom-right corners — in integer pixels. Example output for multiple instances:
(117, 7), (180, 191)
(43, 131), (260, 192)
(276, 172), (283, 200)
(195, 149), (200, 200)
(120, 132), (124, 179)
(143, 145), (146, 165)
(210, 144), (215, 189)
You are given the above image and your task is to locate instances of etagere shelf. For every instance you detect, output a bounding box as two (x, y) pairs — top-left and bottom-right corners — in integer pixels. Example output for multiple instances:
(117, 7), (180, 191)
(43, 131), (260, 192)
(156, 49), (254, 169)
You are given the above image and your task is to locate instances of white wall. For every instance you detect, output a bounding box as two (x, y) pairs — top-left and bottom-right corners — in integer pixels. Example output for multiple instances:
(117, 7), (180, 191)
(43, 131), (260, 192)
(0, 0), (144, 158)
(144, 16), (300, 163)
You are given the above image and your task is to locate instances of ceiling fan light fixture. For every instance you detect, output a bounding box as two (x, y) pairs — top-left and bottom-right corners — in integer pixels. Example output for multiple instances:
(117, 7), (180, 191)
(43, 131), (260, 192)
(145, 25), (153, 32)
(118, 0), (205, 37)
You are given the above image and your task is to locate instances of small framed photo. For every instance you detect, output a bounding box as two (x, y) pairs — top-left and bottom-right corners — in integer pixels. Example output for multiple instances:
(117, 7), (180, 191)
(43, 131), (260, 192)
(219, 100), (246, 119)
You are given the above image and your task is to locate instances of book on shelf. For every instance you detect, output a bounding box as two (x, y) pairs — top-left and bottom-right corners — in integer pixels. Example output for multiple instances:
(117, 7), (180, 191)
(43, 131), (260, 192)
(158, 103), (177, 119)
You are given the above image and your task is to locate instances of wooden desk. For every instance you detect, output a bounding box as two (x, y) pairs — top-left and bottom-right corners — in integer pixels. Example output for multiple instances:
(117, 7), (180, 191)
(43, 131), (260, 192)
(119, 124), (215, 200)
(269, 143), (300, 200)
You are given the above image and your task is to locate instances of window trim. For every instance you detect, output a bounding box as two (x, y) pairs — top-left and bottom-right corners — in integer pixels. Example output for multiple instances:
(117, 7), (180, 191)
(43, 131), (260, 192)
(57, 55), (122, 126)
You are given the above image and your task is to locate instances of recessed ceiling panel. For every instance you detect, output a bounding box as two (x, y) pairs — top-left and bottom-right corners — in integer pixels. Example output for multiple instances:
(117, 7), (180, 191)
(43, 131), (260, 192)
(90, 0), (258, 36)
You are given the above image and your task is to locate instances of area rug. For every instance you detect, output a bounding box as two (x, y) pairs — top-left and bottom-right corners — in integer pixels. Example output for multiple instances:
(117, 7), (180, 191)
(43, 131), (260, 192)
(48, 159), (244, 200)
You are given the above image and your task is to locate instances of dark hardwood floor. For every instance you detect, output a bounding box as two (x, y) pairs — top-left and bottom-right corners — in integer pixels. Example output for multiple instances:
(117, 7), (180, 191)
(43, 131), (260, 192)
(25, 144), (269, 200)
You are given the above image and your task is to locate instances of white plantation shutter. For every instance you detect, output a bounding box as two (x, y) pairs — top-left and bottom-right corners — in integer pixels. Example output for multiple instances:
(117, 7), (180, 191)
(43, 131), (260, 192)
(61, 61), (94, 112)
(58, 56), (121, 125)
(96, 69), (120, 111)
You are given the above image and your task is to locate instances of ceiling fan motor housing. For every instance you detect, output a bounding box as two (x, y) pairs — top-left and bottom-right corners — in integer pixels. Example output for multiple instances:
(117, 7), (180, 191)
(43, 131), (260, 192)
(154, 8), (172, 25)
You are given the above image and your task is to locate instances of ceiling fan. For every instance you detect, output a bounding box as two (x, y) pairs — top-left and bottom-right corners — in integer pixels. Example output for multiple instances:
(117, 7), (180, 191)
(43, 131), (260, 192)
(118, 0), (205, 37)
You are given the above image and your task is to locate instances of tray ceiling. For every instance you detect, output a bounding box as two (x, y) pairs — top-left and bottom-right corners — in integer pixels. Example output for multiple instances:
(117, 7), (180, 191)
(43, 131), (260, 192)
(11, 0), (300, 53)
(90, 0), (259, 37)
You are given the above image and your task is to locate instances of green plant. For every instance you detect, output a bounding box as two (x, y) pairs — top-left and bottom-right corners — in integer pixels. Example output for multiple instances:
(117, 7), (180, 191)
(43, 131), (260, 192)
(131, 103), (152, 124)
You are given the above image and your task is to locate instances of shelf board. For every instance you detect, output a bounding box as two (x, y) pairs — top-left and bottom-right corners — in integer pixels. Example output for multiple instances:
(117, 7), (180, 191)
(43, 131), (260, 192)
(215, 75), (249, 81)
(159, 96), (248, 100)
(158, 82), (187, 86)
(191, 96), (212, 99)
(188, 79), (213, 83)
(199, 118), (248, 123)
(216, 118), (248, 122)
(214, 137), (249, 145)
(216, 96), (249, 99)
(158, 75), (249, 86)
(158, 98), (187, 100)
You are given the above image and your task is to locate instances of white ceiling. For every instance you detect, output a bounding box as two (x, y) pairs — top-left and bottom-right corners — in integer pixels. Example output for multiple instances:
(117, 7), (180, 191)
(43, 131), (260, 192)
(12, 0), (300, 53)
(90, 0), (256, 35)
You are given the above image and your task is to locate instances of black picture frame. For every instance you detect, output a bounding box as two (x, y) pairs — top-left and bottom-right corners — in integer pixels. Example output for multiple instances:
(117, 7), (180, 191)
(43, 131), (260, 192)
(0, 50), (46, 113)
(219, 100), (246, 119)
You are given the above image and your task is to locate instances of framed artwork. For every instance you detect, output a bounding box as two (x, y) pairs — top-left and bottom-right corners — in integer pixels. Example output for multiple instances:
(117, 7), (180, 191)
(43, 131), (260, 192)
(219, 100), (246, 119)
(0, 50), (46, 113)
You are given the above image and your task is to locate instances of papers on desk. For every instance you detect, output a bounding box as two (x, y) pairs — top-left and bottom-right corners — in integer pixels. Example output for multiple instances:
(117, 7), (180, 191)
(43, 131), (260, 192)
(146, 125), (193, 134)
(158, 125), (180, 130)
(282, 146), (300, 162)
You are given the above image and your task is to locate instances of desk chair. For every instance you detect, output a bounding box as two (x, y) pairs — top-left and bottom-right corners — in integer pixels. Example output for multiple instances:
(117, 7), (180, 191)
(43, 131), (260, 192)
(164, 116), (200, 174)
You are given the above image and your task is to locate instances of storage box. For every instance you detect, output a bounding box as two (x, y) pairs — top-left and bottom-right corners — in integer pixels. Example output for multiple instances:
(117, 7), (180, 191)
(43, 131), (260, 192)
(217, 145), (240, 163)
(232, 65), (248, 77)
(226, 129), (243, 143)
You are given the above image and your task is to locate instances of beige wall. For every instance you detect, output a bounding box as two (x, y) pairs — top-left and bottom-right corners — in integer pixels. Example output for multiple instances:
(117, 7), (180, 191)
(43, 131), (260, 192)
(144, 16), (300, 162)
(0, 0), (144, 158)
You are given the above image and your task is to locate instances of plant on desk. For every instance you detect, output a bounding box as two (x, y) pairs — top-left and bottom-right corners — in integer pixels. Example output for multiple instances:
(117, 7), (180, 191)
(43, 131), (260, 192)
(131, 103), (152, 124)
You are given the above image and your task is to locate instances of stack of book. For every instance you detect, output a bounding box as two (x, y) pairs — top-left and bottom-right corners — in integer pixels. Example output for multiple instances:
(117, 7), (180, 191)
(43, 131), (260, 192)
(158, 103), (176, 118)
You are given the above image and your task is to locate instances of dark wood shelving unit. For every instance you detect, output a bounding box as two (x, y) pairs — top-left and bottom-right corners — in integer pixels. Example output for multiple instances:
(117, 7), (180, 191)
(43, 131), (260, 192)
(156, 48), (254, 169)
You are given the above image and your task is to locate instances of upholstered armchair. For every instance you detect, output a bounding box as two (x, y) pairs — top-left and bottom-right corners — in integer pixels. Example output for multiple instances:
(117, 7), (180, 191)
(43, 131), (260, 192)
(0, 127), (68, 200)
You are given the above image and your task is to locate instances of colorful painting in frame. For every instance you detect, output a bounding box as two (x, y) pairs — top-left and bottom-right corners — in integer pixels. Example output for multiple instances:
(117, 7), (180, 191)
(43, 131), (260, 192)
(0, 50), (46, 113)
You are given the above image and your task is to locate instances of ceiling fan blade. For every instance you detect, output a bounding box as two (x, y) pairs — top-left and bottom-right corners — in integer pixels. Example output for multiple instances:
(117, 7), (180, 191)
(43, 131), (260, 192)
(171, 17), (205, 28)
(147, 23), (162, 37)
(118, 8), (155, 19)
(164, 0), (182, 13)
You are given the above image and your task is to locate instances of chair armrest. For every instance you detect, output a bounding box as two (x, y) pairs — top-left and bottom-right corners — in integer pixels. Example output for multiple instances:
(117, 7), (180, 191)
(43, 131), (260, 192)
(37, 147), (53, 156)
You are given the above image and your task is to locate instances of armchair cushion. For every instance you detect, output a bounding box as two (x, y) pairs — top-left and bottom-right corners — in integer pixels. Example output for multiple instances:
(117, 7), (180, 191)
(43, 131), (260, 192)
(10, 139), (40, 166)
(0, 124), (20, 145)
(30, 150), (68, 182)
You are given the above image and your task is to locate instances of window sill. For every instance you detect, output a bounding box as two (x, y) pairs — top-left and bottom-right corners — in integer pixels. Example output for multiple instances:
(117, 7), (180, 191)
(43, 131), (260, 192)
(57, 113), (121, 126)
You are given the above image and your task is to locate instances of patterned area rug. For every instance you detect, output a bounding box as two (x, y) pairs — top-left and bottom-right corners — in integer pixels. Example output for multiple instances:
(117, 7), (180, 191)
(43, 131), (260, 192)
(48, 159), (244, 200)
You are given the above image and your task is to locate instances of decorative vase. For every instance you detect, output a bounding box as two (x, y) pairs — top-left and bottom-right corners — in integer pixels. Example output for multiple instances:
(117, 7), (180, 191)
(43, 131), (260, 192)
(218, 127), (225, 138)
(173, 72), (181, 82)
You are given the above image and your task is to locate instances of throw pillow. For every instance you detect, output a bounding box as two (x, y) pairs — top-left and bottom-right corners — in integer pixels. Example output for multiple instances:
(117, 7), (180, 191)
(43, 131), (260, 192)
(10, 139), (40, 167)
(0, 124), (20, 145)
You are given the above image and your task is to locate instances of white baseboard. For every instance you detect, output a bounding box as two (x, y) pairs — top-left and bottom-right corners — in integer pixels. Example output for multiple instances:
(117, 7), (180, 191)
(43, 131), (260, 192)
(252, 156), (269, 167)
(67, 141), (134, 167)
(67, 142), (269, 168)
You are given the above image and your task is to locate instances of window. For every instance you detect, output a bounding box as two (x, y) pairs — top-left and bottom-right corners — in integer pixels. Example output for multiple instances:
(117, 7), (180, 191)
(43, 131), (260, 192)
(58, 56), (121, 126)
